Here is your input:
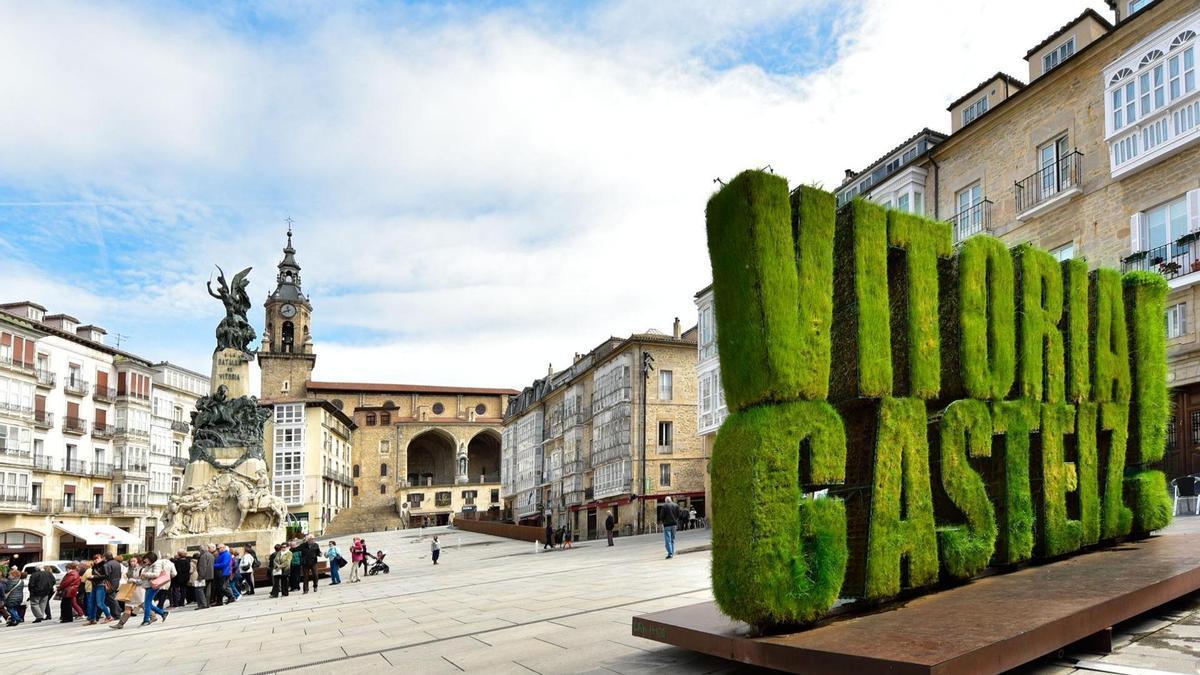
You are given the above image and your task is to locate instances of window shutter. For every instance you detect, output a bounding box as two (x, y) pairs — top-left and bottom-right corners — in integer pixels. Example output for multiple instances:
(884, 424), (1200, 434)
(22, 342), (33, 367)
(1130, 212), (1144, 252)
(1188, 189), (1200, 233)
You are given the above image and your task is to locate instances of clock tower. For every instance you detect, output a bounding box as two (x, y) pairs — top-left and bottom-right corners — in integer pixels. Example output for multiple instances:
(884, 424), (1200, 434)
(258, 224), (316, 398)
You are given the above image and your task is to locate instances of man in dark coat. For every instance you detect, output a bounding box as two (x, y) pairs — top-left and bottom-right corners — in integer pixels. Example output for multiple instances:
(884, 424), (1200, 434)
(196, 545), (214, 609)
(171, 551), (191, 607)
(27, 566), (55, 623)
(102, 553), (122, 618)
(605, 511), (616, 547)
(300, 535), (321, 593)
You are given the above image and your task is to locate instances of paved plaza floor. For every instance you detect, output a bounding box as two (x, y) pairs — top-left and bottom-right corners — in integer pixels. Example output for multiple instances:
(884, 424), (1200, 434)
(5, 520), (1200, 674)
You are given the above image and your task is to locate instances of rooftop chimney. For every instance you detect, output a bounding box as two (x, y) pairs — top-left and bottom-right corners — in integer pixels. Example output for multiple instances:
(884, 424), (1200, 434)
(548, 362), (554, 376)
(844, 169), (856, 179)
(673, 317), (682, 339)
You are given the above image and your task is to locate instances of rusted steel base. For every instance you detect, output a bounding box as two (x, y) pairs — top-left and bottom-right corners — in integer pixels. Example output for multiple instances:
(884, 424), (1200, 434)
(631, 534), (1200, 675)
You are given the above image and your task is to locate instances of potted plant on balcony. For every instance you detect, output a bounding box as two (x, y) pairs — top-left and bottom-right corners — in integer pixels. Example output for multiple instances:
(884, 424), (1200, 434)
(1159, 260), (1182, 276)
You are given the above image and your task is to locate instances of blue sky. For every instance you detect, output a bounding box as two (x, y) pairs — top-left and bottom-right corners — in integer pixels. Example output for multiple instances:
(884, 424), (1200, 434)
(0, 0), (1105, 388)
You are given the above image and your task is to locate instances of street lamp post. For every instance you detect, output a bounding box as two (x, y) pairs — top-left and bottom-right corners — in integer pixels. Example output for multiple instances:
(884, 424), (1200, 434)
(638, 350), (654, 535)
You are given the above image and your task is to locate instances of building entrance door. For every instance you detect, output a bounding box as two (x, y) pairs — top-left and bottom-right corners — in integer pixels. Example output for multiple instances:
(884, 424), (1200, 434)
(1169, 387), (1200, 478)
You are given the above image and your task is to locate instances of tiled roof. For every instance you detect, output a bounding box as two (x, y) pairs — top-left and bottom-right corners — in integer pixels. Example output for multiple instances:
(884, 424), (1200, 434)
(1024, 8), (1113, 59)
(946, 72), (1026, 111)
(836, 127), (948, 190)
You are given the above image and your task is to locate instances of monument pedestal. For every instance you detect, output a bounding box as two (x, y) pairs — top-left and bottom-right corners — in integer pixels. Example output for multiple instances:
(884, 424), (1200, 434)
(211, 348), (253, 398)
(182, 447), (266, 487)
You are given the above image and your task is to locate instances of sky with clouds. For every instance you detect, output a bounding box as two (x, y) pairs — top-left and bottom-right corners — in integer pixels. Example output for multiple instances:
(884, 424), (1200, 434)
(0, 0), (1107, 391)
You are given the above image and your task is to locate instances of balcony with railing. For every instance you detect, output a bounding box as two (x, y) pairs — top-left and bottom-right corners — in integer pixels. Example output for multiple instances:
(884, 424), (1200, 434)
(0, 488), (30, 509)
(322, 466), (353, 486)
(92, 422), (116, 440)
(109, 499), (149, 515)
(114, 461), (150, 478)
(32, 455), (53, 471)
(116, 425), (150, 439)
(0, 443), (32, 466)
(62, 416), (88, 435)
(0, 401), (33, 420)
(93, 385), (116, 403)
(62, 458), (91, 476)
(169, 456), (189, 468)
(63, 378), (90, 397)
(171, 420), (190, 434)
(33, 410), (53, 429)
(0, 354), (35, 376)
(1015, 151), (1082, 220)
(29, 498), (54, 514)
(34, 369), (55, 389)
(1121, 233), (1200, 286)
(948, 199), (993, 244)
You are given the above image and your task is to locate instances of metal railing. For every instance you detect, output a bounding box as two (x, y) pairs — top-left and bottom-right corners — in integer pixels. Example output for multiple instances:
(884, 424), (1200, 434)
(116, 426), (150, 438)
(1015, 151), (1082, 215)
(92, 422), (116, 439)
(171, 420), (190, 433)
(1121, 236), (1200, 280)
(948, 199), (993, 243)
(0, 444), (32, 465)
(62, 416), (88, 434)
(114, 462), (150, 475)
(33, 455), (53, 471)
(63, 379), (90, 396)
(35, 369), (55, 388)
(0, 489), (29, 505)
(170, 456), (189, 468)
(0, 402), (33, 418)
(93, 385), (116, 401)
(0, 354), (34, 374)
(33, 411), (53, 429)
(322, 467), (353, 486)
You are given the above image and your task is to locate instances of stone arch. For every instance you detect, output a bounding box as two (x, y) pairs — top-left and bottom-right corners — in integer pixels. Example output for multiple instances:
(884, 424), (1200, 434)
(467, 429), (501, 482)
(406, 428), (458, 486)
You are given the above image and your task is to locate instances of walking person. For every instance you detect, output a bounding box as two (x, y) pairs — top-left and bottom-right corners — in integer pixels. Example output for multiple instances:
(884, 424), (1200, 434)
(605, 511), (616, 546)
(688, 507), (697, 531)
(239, 546), (257, 595)
(26, 565), (54, 623)
(58, 562), (82, 623)
(196, 546), (213, 610)
(270, 544), (291, 598)
(109, 573), (145, 630)
(431, 536), (440, 565)
(3, 568), (25, 626)
(562, 526), (573, 550)
(349, 538), (366, 583)
(357, 537), (370, 577)
(138, 552), (170, 626)
(102, 552), (123, 620)
(324, 541), (343, 585)
(660, 496), (679, 559)
(544, 519), (554, 551)
(81, 561), (100, 624)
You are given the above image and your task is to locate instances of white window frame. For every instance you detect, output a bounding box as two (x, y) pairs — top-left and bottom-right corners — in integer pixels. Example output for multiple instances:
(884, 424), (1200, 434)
(658, 370), (673, 400)
(1043, 37), (1076, 74)
(962, 96), (989, 126)
(1167, 302), (1188, 339)
(274, 403), (303, 425)
(657, 420), (673, 453)
(1050, 242), (1074, 262)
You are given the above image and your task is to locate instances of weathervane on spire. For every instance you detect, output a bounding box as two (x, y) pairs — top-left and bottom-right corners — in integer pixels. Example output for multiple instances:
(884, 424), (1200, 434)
(285, 216), (294, 247)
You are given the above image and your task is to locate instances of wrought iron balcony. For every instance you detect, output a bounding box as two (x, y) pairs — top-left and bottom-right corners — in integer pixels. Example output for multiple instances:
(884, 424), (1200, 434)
(115, 425), (150, 439)
(170, 420), (190, 433)
(92, 422), (116, 439)
(62, 416), (88, 435)
(63, 379), (90, 396)
(92, 462), (113, 478)
(29, 498), (54, 514)
(0, 402), (33, 419)
(170, 456), (189, 468)
(32, 455), (54, 471)
(62, 458), (91, 475)
(1121, 234), (1200, 281)
(93, 385), (116, 402)
(0, 354), (34, 375)
(948, 199), (993, 244)
(33, 411), (53, 429)
(0, 444), (33, 466)
(1015, 151), (1082, 217)
(322, 467), (353, 486)
(34, 369), (55, 389)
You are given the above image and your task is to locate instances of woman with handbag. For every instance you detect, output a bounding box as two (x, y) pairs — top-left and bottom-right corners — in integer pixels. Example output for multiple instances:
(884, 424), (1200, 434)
(3, 568), (25, 626)
(324, 541), (343, 585)
(349, 538), (366, 583)
(57, 563), (82, 623)
(138, 552), (170, 626)
(110, 557), (145, 630)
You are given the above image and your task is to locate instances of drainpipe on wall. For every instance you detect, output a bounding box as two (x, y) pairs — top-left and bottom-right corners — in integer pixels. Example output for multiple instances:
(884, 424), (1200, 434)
(931, 156), (940, 220)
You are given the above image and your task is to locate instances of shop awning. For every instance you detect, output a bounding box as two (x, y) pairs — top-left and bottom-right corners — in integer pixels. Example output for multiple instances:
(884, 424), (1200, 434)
(54, 523), (138, 546)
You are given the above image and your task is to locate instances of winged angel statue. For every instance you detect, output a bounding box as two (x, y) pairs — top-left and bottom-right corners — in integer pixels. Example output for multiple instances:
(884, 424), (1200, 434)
(208, 266), (257, 353)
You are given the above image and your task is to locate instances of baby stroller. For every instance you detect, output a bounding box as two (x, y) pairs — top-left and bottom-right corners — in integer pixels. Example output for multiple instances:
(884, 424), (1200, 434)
(368, 550), (389, 575)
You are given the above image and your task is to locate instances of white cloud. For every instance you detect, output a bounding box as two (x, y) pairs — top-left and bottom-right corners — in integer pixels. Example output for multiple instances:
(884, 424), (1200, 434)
(0, 0), (1108, 388)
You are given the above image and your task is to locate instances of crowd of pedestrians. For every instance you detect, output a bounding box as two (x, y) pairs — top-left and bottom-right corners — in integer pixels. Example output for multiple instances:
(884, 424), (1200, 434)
(0, 533), (366, 629)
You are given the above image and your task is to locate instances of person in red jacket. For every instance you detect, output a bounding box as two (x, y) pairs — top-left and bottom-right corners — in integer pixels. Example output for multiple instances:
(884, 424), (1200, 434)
(58, 563), (83, 623)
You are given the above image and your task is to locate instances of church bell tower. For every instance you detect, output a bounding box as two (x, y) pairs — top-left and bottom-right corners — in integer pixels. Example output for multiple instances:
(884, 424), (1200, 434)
(258, 222), (316, 398)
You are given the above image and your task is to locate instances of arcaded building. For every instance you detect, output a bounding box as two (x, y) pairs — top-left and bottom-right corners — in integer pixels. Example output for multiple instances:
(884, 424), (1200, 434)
(256, 230), (514, 535)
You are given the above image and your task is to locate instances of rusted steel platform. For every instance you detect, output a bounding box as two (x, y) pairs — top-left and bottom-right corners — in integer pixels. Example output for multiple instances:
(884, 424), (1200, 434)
(632, 533), (1200, 674)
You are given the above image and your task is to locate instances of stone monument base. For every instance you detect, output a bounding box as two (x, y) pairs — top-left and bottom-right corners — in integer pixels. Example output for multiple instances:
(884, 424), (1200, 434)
(183, 447), (266, 486)
(156, 527), (284, 557)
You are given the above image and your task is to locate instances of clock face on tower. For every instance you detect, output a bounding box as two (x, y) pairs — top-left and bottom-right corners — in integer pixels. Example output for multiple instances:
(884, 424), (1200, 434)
(280, 303), (297, 318)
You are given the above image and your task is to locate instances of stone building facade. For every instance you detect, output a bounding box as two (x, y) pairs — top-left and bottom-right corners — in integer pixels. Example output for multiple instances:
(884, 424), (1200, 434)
(836, 0), (1200, 477)
(502, 321), (701, 540)
(254, 230), (512, 536)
